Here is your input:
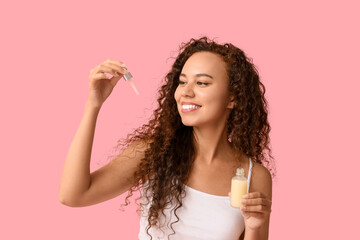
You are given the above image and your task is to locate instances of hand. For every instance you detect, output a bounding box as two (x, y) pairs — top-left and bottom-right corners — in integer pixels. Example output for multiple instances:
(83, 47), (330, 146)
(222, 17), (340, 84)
(228, 191), (272, 230)
(87, 59), (128, 109)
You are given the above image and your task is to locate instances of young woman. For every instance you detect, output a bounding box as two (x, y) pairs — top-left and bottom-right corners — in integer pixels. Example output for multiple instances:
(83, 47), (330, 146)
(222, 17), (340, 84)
(59, 36), (275, 240)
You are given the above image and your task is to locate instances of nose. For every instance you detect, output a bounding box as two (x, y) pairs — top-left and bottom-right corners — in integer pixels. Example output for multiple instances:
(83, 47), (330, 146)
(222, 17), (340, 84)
(181, 82), (195, 97)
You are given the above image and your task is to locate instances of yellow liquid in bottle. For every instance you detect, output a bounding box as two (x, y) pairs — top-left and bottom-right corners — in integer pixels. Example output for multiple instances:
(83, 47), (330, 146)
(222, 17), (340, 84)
(230, 169), (248, 208)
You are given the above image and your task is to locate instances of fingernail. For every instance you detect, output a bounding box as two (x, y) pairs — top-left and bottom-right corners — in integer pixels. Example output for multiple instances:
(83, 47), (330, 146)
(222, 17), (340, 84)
(241, 206), (246, 210)
(243, 195), (248, 199)
(241, 200), (246, 204)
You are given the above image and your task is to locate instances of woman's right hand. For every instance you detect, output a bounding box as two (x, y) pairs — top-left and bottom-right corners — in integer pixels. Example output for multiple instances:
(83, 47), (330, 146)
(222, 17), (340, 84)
(87, 59), (129, 109)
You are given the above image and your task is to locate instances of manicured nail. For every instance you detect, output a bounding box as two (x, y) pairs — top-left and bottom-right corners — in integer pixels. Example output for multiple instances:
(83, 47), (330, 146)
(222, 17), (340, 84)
(241, 200), (246, 204)
(243, 194), (248, 199)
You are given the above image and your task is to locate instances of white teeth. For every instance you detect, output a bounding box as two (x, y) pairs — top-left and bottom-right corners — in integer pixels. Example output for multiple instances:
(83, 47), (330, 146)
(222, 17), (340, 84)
(182, 105), (201, 109)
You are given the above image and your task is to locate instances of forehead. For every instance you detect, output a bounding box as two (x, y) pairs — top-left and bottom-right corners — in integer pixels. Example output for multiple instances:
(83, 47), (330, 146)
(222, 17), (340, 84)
(182, 51), (227, 73)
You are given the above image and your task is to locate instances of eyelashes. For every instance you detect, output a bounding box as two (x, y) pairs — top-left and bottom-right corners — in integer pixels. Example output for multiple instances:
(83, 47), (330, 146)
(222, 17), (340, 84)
(178, 81), (208, 86)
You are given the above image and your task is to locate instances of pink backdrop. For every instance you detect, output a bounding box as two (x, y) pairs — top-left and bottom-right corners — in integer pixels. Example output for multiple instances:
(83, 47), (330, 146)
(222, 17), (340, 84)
(1, 0), (359, 239)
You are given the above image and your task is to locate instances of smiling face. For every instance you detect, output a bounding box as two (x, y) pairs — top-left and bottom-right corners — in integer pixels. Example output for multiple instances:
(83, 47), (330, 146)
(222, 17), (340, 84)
(174, 51), (234, 127)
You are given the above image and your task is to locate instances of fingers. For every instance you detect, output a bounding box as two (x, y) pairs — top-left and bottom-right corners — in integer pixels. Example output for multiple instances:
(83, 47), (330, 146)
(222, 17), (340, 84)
(241, 192), (272, 214)
(92, 72), (109, 81)
(90, 59), (128, 78)
(243, 192), (268, 199)
(108, 62), (128, 75)
(242, 203), (271, 213)
(96, 62), (127, 76)
(229, 191), (272, 214)
(242, 197), (271, 207)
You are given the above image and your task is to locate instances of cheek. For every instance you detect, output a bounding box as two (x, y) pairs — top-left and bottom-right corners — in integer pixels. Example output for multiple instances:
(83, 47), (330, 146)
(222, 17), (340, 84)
(174, 88), (180, 101)
(203, 90), (229, 109)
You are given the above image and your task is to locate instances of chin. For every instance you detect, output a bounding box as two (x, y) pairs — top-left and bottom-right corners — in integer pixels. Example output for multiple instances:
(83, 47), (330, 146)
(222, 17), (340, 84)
(181, 120), (194, 127)
(180, 118), (194, 126)
(181, 119), (202, 127)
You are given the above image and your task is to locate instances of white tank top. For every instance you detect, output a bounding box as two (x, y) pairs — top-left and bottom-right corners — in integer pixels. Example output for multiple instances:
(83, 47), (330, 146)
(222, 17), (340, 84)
(138, 157), (253, 240)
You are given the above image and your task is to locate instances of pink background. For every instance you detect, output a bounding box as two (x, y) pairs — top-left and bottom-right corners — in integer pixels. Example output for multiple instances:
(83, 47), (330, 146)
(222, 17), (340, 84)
(1, 0), (359, 239)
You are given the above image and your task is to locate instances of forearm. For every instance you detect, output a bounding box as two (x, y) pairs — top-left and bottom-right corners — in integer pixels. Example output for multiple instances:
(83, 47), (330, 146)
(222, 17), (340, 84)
(58, 101), (101, 205)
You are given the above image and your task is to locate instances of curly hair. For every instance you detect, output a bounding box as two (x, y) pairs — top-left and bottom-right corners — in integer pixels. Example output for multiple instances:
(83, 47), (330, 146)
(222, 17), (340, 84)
(108, 36), (276, 239)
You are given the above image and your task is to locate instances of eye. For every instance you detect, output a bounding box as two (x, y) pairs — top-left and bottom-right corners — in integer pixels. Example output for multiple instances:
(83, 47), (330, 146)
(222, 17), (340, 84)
(197, 82), (208, 86)
(178, 80), (208, 86)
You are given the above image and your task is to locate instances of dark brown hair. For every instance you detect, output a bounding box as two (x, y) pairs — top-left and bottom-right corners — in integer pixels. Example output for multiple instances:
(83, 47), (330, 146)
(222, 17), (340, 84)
(109, 36), (276, 239)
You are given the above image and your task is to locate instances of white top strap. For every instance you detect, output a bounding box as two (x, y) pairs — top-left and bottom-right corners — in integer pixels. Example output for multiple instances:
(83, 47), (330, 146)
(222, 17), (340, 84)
(247, 157), (253, 193)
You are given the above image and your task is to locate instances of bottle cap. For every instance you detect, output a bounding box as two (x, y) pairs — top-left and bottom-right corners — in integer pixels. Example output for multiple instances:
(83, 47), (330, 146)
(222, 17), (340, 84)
(123, 72), (133, 81)
(236, 168), (244, 176)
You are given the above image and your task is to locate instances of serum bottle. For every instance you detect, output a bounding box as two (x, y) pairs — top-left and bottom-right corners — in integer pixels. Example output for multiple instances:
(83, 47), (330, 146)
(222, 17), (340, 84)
(230, 168), (248, 208)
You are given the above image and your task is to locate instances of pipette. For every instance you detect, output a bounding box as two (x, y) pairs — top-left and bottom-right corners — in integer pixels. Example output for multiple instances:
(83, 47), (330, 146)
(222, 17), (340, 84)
(123, 72), (139, 95)
(113, 69), (139, 95)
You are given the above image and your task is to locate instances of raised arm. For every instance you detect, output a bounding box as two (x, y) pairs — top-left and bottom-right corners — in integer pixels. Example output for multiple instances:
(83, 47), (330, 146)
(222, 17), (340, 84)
(58, 59), (148, 207)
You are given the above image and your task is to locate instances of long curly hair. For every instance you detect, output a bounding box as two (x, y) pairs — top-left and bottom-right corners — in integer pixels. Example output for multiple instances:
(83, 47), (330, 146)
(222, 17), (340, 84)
(109, 36), (276, 239)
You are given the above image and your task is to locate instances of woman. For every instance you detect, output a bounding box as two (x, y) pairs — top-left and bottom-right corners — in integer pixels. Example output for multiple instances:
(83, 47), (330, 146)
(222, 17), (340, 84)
(59, 36), (275, 240)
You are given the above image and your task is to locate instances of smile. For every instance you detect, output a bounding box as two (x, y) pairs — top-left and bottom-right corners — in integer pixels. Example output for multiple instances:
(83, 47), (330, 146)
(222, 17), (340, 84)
(181, 105), (201, 113)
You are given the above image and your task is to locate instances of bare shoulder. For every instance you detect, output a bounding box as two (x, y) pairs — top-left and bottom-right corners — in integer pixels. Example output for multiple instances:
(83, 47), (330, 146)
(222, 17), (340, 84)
(250, 161), (272, 199)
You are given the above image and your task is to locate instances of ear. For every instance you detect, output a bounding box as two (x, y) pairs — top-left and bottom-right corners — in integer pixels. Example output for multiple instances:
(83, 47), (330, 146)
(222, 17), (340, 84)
(227, 95), (235, 109)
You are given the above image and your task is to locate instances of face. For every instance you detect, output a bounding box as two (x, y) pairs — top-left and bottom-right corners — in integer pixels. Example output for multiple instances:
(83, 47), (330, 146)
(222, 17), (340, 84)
(174, 51), (234, 127)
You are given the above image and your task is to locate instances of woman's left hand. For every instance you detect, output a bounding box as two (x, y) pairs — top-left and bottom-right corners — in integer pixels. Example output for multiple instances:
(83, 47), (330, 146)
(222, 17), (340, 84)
(229, 191), (272, 230)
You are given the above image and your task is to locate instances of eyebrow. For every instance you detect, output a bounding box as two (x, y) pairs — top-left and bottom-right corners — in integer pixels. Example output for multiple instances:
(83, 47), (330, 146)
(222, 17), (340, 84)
(180, 73), (214, 79)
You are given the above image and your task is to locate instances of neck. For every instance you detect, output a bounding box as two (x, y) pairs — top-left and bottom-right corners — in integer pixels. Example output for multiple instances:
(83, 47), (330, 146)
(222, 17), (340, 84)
(192, 122), (235, 166)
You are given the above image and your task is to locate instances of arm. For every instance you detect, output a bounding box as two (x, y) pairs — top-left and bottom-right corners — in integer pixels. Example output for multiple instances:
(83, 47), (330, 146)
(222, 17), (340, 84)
(58, 101), (149, 207)
(79, 138), (149, 207)
(58, 101), (100, 206)
(243, 163), (273, 240)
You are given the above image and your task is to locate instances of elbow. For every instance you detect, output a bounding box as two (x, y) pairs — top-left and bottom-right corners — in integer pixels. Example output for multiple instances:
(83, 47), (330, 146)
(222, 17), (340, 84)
(58, 194), (74, 207)
(58, 192), (82, 207)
